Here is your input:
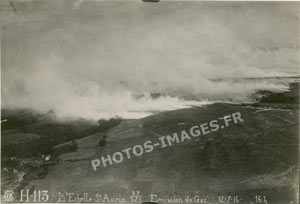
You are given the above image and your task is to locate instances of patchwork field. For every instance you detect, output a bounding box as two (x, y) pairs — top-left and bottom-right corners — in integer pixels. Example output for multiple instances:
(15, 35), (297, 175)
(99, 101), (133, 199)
(1, 83), (299, 203)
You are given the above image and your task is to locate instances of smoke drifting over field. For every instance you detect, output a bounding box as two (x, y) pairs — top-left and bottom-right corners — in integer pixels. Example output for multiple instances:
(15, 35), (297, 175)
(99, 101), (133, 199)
(1, 1), (299, 120)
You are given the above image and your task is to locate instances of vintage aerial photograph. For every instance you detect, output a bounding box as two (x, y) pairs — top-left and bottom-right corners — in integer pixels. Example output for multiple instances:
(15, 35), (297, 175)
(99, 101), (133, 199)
(1, 0), (299, 203)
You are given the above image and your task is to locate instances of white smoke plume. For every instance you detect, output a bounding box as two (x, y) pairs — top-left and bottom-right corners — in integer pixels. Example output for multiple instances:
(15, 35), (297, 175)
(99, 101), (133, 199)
(1, 1), (299, 120)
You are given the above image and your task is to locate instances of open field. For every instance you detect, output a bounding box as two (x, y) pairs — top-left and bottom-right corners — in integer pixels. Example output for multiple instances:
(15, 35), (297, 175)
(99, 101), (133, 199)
(1, 82), (299, 203)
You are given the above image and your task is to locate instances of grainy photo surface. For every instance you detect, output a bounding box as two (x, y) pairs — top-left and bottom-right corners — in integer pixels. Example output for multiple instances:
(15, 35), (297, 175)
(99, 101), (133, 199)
(0, 1), (299, 203)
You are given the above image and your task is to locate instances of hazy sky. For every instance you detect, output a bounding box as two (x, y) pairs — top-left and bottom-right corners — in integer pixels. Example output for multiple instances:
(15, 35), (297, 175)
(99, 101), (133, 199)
(1, 0), (299, 119)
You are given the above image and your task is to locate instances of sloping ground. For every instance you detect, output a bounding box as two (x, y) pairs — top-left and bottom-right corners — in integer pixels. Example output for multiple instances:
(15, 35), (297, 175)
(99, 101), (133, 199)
(106, 119), (144, 142)
(23, 102), (299, 203)
(2, 83), (299, 203)
(57, 132), (106, 163)
(1, 113), (120, 201)
(1, 132), (41, 146)
(76, 132), (105, 150)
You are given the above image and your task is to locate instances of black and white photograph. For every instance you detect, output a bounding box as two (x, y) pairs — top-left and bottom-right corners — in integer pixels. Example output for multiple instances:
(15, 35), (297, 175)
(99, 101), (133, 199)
(0, 0), (299, 203)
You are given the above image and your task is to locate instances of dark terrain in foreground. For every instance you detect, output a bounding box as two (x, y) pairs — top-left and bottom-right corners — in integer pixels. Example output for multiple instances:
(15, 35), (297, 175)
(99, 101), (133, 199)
(1, 83), (299, 203)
